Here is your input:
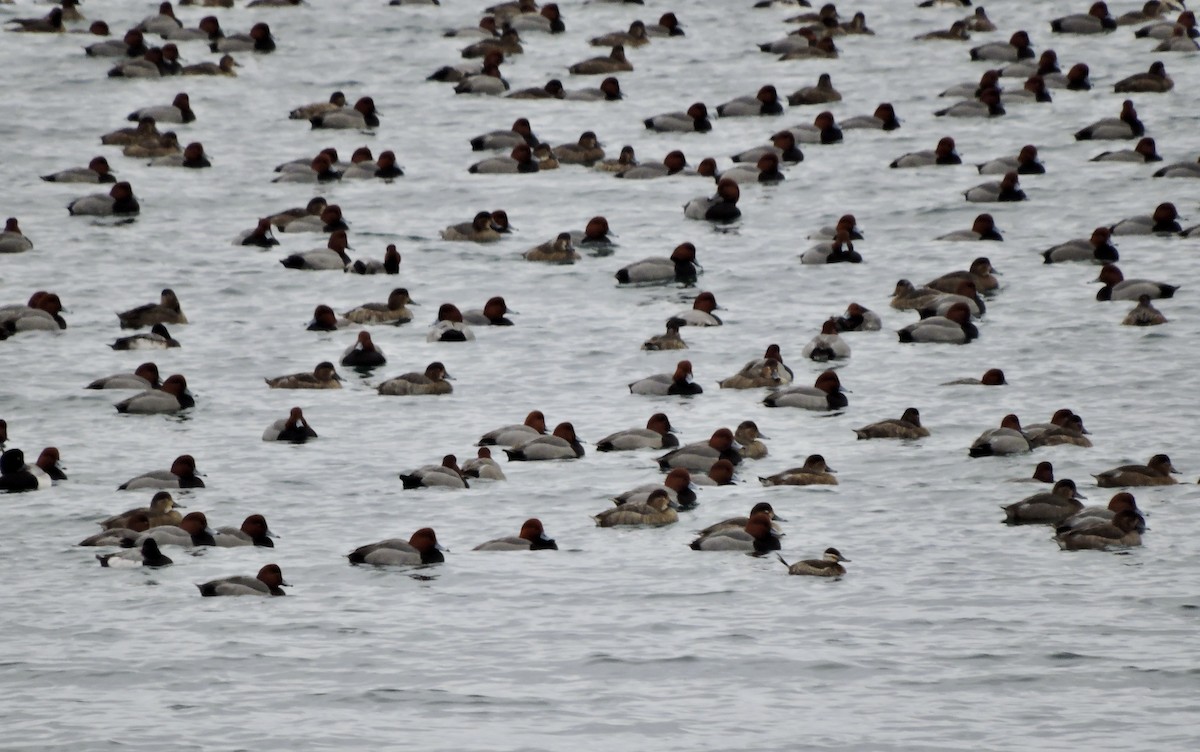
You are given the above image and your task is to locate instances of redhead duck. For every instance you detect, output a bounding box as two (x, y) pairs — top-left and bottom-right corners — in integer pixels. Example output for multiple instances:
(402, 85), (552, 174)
(1027, 413), (1092, 449)
(211, 22), (275, 53)
(834, 303), (882, 332)
(41, 156), (116, 184)
(841, 103), (900, 131)
(788, 73), (842, 105)
(720, 154), (784, 185)
(441, 212), (503, 242)
(978, 145), (1044, 175)
(698, 502), (785, 537)
(505, 422), (584, 461)
(469, 143), (539, 174)
(777, 548), (849, 577)
(0, 292), (66, 331)
(1110, 202), (1181, 235)
(644, 103), (712, 133)
(477, 411), (547, 447)
(692, 460), (734, 487)
(942, 368), (1007, 386)
(900, 302), (977, 344)
(262, 407), (317, 443)
(1075, 100), (1144, 140)
(138, 511), (216, 547)
(1057, 493), (1144, 534)
(344, 289), (415, 325)
(114, 374), (193, 414)
(461, 28), (524, 59)
(1052, 2), (1116, 33)
(690, 513), (779, 553)
(647, 12), (684, 37)
(629, 360), (703, 396)
(935, 88), (1005, 118)
(1043, 228), (1118, 263)
(1056, 510), (1143, 550)
(760, 455), (837, 486)
(614, 468), (697, 511)
(97, 539), (173, 569)
(569, 216), (614, 249)
(617, 150), (688, 179)
(591, 21), (649, 48)
(524, 233), (578, 263)
(855, 408), (929, 440)
(281, 232), (352, 271)
(509, 5), (564, 34)
(180, 55), (239, 76)
(568, 45), (633, 75)
(111, 324), (180, 350)
(552, 132), (604, 165)
(801, 319), (851, 361)
(67, 182), (139, 216)
(341, 331), (386, 368)
(165, 14), (224, 41)
(672, 291), (722, 327)
(101, 492), (183, 530)
(87, 29), (147, 57)
(971, 30), (1035, 61)
(87, 362), (161, 391)
(452, 66), (510, 96)
(265, 362), (343, 389)
(1123, 295), (1168, 326)
(100, 117), (159, 147)
(460, 296), (512, 327)
(128, 93), (194, 124)
(564, 76), (623, 102)
(658, 428), (741, 472)
(272, 154), (342, 184)
(0, 218), (32, 254)
(735, 421), (769, 460)
(198, 564), (287, 596)
(801, 230), (861, 264)
(763, 370), (847, 410)
(928, 257), (1001, 293)
(1017, 462), (1056, 484)
(642, 319), (688, 351)
(239, 218), (278, 248)
(718, 358), (783, 390)
(717, 86), (784, 118)
(463, 448), (506, 480)
(269, 197), (327, 230)
(733, 344), (795, 385)
(1002, 479), (1085, 524)
(937, 216), (1003, 243)
(597, 414), (678, 451)
(1115, 61), (1174, 93)
(786, 112), (843, 144)
(969, 414), (1030, 457)
(890, 137), (961, 168)
(965, 172), (1025, 202)
(1094, 263), (1178, 300)
(475, 519), (557, 551)
(377, 362), (453, 396)
(1001, 49), (1060, 79)
(917, 21), (971, 41)
(470, 119), (538, 151)
(428, 304), (474, 342)
(1155, 24), (1200, 50)
(343, 150), (403, 180)
(1094, 454), (1179, 486)
(123, 132), (182, 159)
(732, 131), (804, 165)
(117, 289), (187, 329)
(311, 96), (377, 129)
(431, 51), (502, 84)
(282, 204), (347, 233)
(918, 280), (985, 318)
(594, 489), (678, 527)
(1153, 155), (1200, 177)
(6, 7), (64, 33)
(963, 7), (997, 32)
(1047, 62), (1092, 90)
(0, 449), (39, 493)
(684, 179), (741, 222)
(507, 79), (563, 99)
(214, 514), (275, 548)
(289, 91), (346, 120)
(400, 455), (467, 489)
(351, 244), (402, 275)
(307, 305), (353, 332)
(349, 529), (445, 566)
(778, 36), (839, 60)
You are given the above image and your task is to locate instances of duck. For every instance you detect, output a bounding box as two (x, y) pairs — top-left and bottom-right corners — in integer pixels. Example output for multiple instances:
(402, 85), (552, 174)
(760, 455), (838, 486)
(344, 289), (415, 325)
(262, 407), (317, 443)
(1095, 136), (1164, 164)
(683, 179), (741, 222)
(461, 28), (524, 59)
(377, 362), (453, 396)
(279, 203), (347, 234)
(1110, 202), (1181, 235)
(87, 362), (161, 390)
(697, 502), (785, 538)
(971, 30), (1035, 61)
(477, 411), (547, 447)
(350, 244), (402, 275)
(669, 292), (722, 327)
(1094, 454), (1179, 487)
(1115, 61), (1174, 93)
(552, 132), (604, 165)
(1056, 510), (1144, 550)
(917, 20), (970, 41)
(343, 150), (403, 180)
(787, 73), (841, 105)
(800, 230), (862, 264)
(211, 22), (275, 53)
(935, 88), (1005, 118)
(238, 218), (279, 248)
(123, 132), (182, 159)
(6, 6), (64, 33)
(181, 54), (239, 76)
(0, 449), (39, 493)
(214, 514), (275, 548)
(523, 233), (578, 263)
(563, 76), (623, 102)
(968, 414), (1030, 457)
(1001, 49), (1061, 79)
(642, 319), (688, 351)
(657, 428), (741, 472)
(1094, 263), (1178, 301)
(198, 564), (288, 596)
(27, 447), (65, 488)
(1025, 410), (1092, 448)
(100, 492), (183, 529)
(801, 319), (850, 361)
(854, 408), (929, 440)
(453, 65), (510, 95)
(732, 131), (804, 165)
(266, 362), (343, 390)
(348, 529), (445, 566)
(128, 93), (194, 124)
(118, 454), (203, 491)
(890, 136), (961, 168)
(289, 91), (347, 120)
(1052, 2), (1117, 33)
(462, 448), (506, 480)
(116, 289), (187, 329)
(114, 374), (193, 414)
(311, 96), (378, 129)
(918, 280), (986, 319)
(841, 103), (900, 131)
(1042, 228), (1118, 264)
(441, 211), (504, 242)
(97, 539), (173, 569)
(719, 154), (784, 185)
(1075, 100), (1144, 140)
(279, 231), (352, 270)
(468, 144), (539, 174)
(1153, 155), (1200, 177)
(307, 305), (353, 332)
(928, 258), (1001, 296)
(778, 548), (850, 577)
(936, 216), (1003, 243)
(67, 182), (139, 216)
(646, 12), (685, 37)
(399, 455), (467, 489)
(648, 101), (710, 133)
(595, 145), (637, 174)
(110, 323), (180, 351)
(1136, 9), (1196, 38)
(1013, 462), (1057, 484)
(509, 4), (564, 34)
(763, 370), (847, 410)
(718, 358), (783, 390)
(341, 331), (387, 368)
(689, 513), (780, 553)
(86, 29), (147, 57)
(692, 458), (738, 488)
(616, 243), (701, 286)
(427, 304), (474, 343)
(272, 154), (342, 184)
(597, 413), (678, 451)
(470, 118), (539, 151)
(629, 360), (703, 396)
(785, 112), (843, 144)
(0, 292), (66, 331)
(590, 20), (649, 48)
(1002, 480), (1086, 524)
(613, 467), (697, 511)
(1154, 23), (1200, 50)
(617, 150), (688, 179)
(462, 297), (514, 327)
(778, 36), (839, 60)
(834, 303), (882, 332)
(941, 368), (1008, 386)
(138, 511), (216, 547)
(965, 172), (1026, 202)
(594, 489), (678, 527)
(978, 145), (1045, 176)
(1057, 493), (1144, 534)
(505, 423), (584, 461)
(1118, 1), (1170, 25)
(1122, 295), (1168, 326)
(568, 45), (633, 75)
(41, 156), (116, 184)
(732, 421), (769, 461)
(894, 289), (973, 326)
(717, 86), (784, 118)
(475, 519), (557, 551)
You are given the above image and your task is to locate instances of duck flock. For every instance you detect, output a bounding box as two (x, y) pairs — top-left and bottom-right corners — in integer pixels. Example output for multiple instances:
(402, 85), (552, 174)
(2, 0), (1199, 611)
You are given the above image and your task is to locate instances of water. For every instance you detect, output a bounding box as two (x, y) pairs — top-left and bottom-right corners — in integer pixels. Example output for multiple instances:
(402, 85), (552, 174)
(3, 1), (1200, 749)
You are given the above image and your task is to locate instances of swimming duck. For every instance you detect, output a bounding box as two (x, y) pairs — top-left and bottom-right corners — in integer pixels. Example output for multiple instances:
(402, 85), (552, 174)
(343, 150), (403, 180)
(399, 455), (467, 489)
(307, 305), (353, 332)
(0, 292), (66, 332)
(777, 548), (849, 577)
(427, 304), (474, 342)
(801, 319), (850, 361)
(265, 362), (343, 389)
(350, 244), (402, 275)
(97, 539), (173, 569)
(67, 182), (139, 216)
(785, 112), (843, 144)
(928, 258), (1001, 296)
(568, 45), (633, 75)
(613, 467), (697, 511)
(594, 489), (678, 527)
(344, 288), (415, 325)
(687, 459), (734, 487)
(1153, 23), (1200, 50)
(1002, 479), (1085, 524)
(552, 132), (604, 165)
(854, 408), (929, 440)
(1094, 263), (1178, 300)
(138, 511), (215, 547)
(890, 137), (961, 168)
(311, 96), (378, 129)
(510, 4), (564, 34)
(642, 319), (688, 351)
(505, 422), (584, 461)
(1042, 228), (1118, 263)
(590, 20), (649, 48)
(180, 54), (239, 76)
(760, 455), (838, 486)
(936, 216), (1004, 243)
(735, 421), (770, 460)
(1075, 100), (1144, 140)
(1094, 454), (1179, 486)
(564, 76), (623, 101)
(1025, 410), (1092, 448)
(469, 144), (539, 174)
(671, 292), (723, 327)
(690, 513), (780, 553)
(461, 28), (524, 59)
(732, 131), (804, 165)
(87, 362), (161, 391)
(377, 362), (453, 396)
(213, 514), (275, 548)
(683, 179), (741, 222)
(280, 231), (352, 270)
(935, 88), (1005, 118)
(787, 73), (841, 105)
(834, 303), (882, 332)
(262, 407), (317, 443)
(341, 331), (386, 368)
(899, 298), (976, 338)
(0, 449), (39, 493)
(597, 413), (678, 451)
(198, 564), (288, 596)
(1052, 2), (1116, 33)
(763, 370), (847, 410)
(968, 414), (1030, 457)
(6, 6), (64, 33)
(717, 86), (784, 118)
(470, 118), (539, 151)
(1056, 510), (1143, 550)
(697, 502), (785, 538)
(646, 12), (684, 37)
(617, 150), (688, 179)
(718, 358), (783, 390)
(657, 428), (741, 472)
(1122, 295), (1168, 326)
(348, 529), (445, 566)
(941, 368), (1008, 386)
(970, 30), (1035, 61)
(41, 156), (116, 184)
(965, 172), (1026, 202)
(100, 492), (183, 530)
(211, 22), (275, 53)
(128, 92), (194, 124)
(441, 211), (504, 242)
(238, 218), (278, 248)
(289, 91), (346, 120)
(117, 289), (187, 329)
(462, 297), (514, 327)
(720, 154), (784, 185)
(1057, 492), (1144, 534)
(917, 21), (971, 41)
(110, 323), (180, 351)
(1092, 138), (1162, 163)
(917, 280), (986, 319)
(523, 233), (579, 263)
(114, 374), (193, 414)
(978, 145), (1045, 176)
(841, 103), (900, 131)
(800, 230), (862, 264)
(629, 360), (703, 396)
(475, 519), (557, 551)
(477, 411), (547, 447)
(0, 217), (32, 254)
(1115, 61), (1174, 93)
(1110, 202), (1182, 235)
(461, 448), (506, 481)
